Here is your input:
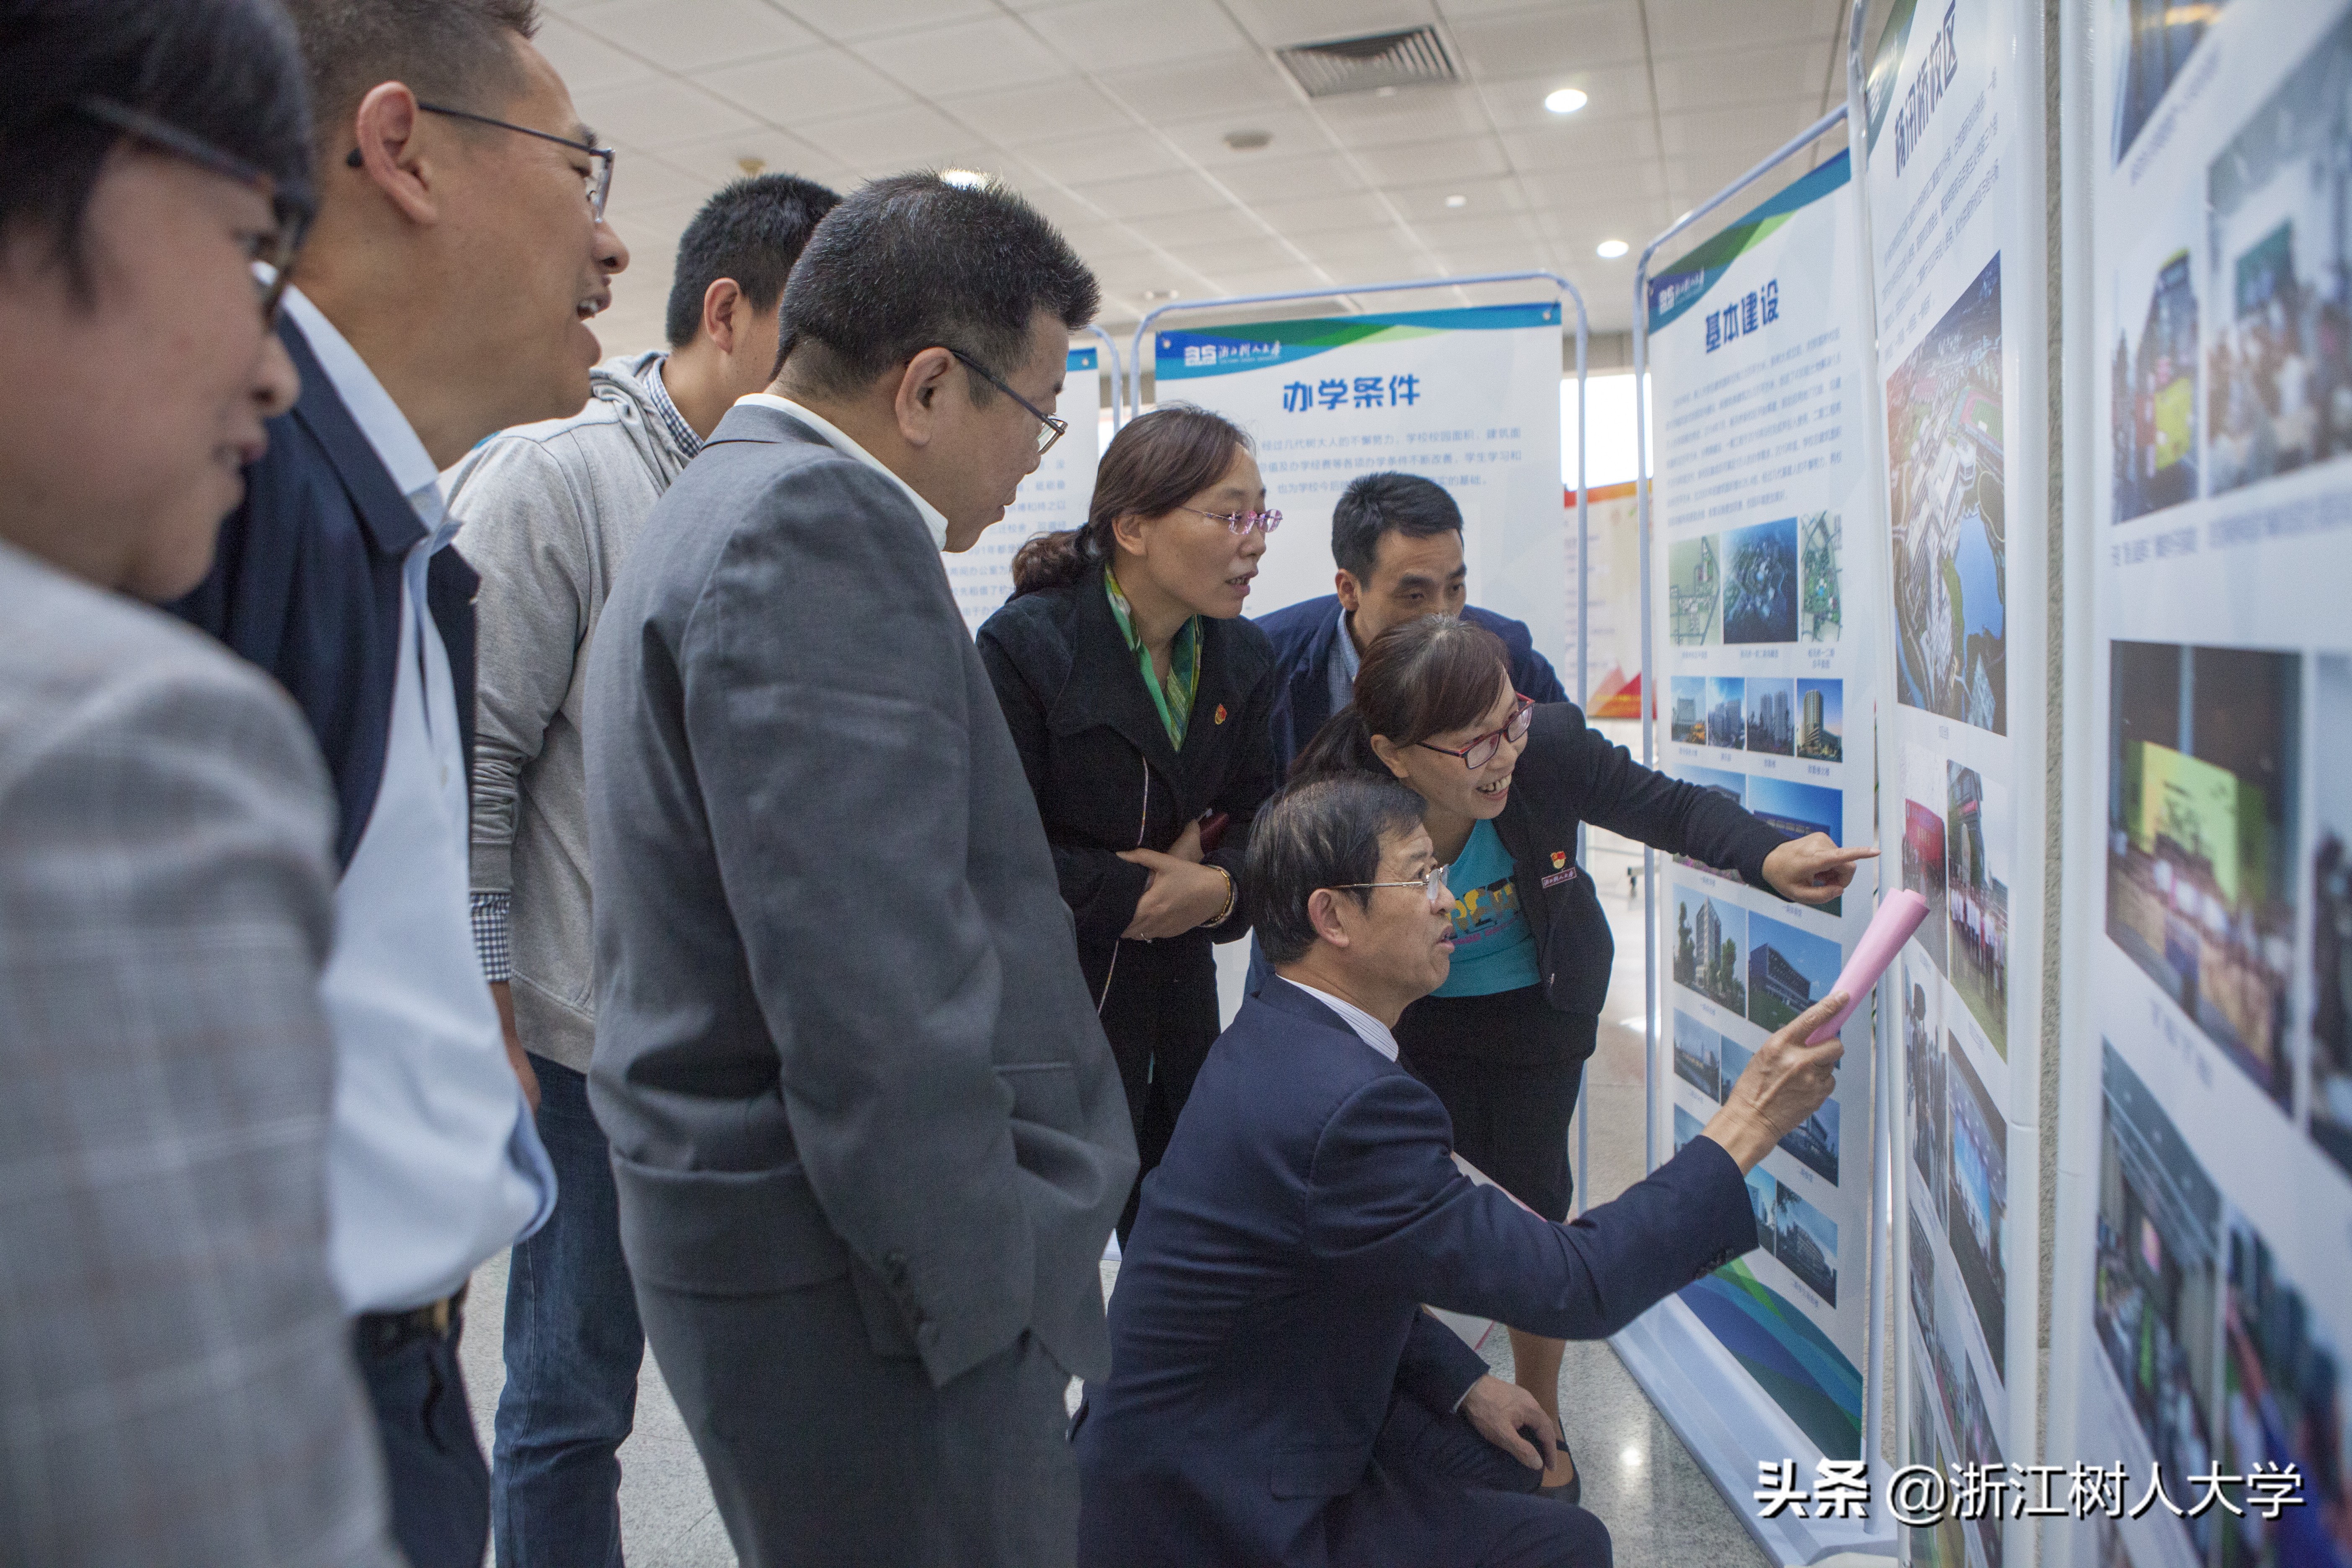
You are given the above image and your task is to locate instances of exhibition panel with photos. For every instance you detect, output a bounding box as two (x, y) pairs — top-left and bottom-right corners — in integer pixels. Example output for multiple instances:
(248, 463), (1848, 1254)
(2051, 3), (2352, 1568)
(1628, 111), (1898, 1564)
(948, 343), (1108, 633)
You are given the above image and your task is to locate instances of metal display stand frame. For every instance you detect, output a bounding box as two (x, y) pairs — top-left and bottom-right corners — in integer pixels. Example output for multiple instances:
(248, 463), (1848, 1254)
(1078, 323), (1122, 433)
(1124, 272), (1593, 1200)
(1620, 97), (1900, 1566)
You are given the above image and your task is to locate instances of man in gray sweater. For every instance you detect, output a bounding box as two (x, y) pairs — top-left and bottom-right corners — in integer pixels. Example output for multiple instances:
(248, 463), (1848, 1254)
(443, 171), (838, 1568)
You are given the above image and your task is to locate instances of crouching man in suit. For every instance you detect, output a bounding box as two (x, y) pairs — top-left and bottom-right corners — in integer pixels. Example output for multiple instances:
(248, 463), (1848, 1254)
(1074, 774), (1850, 1568)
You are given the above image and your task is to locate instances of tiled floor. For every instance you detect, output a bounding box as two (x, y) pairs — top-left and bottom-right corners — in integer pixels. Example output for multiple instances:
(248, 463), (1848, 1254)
(459, 825), (1774, 1566)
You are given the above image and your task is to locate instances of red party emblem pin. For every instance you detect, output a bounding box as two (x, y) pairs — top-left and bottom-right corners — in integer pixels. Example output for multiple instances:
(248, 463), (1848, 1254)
(1550, 850), (1568, 870)
(1214, 704), (1228, 724)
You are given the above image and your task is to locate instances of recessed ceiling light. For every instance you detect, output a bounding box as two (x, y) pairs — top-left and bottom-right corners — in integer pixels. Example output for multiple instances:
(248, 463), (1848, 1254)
(1223, 128), (1273, 151)
(1375, 85), (1399, 98)
(1596, 238), (1629, 258)
(1444, 193), (1468, 208)
(1142, 287), (1182, 302)
(1545, 87), (1589, 115)
(736, 156), (767, 176)
(940, 168), (991, 190)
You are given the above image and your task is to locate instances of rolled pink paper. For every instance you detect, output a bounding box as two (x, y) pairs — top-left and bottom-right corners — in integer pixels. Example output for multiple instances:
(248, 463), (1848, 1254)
(1806, 890), (1930, 1044)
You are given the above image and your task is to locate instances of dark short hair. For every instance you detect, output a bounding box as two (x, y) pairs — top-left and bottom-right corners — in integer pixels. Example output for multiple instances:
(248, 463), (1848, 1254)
(0, 0), (313, 284)
(1011, 403), (1250, 597)
(664, 173), (841, 350)
(1291, 614), (1511, 781)
(778, 171), (1099, 398)
(1332, 471), (1463, 581)
(281, 0), (539, 158)
(1246, 775), (1429, 966)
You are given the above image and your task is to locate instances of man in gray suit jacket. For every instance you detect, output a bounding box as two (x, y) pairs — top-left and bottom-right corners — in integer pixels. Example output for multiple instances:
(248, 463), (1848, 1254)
(0, 2), (397, 1562)
(585, 173), (1136, 1568)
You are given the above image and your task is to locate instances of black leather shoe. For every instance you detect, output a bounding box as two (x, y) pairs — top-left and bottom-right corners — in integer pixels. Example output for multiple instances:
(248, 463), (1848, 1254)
(1538, 1435), (1581, 1507)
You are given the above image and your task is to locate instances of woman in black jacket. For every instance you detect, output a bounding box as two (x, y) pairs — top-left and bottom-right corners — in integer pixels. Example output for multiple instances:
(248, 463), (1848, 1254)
(1291, 614), (1872, 1493)
(979, 405), (1282, 1242)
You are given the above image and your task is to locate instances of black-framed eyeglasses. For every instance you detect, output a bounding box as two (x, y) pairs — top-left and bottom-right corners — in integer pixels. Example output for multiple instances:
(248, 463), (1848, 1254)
(1179, 506), (1284, 535)
(75, 96), (312, 324)
(1418, 693), (1535, 771)
(1329, 863), (1453, 911)
(946, 347), (1068, 455)
(344, 101), (615, 220)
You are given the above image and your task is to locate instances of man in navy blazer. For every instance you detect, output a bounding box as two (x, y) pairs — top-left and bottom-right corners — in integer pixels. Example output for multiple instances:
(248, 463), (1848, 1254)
(1255, 472), (1568, 774)
(1074, 775), (1849, 1568)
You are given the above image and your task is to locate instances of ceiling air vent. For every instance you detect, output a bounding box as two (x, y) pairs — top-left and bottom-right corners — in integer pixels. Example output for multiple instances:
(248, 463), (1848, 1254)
(1277, 26), (1458, 98)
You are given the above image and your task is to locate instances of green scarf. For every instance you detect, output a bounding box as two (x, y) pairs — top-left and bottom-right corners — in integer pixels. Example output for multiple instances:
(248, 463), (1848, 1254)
(1104, 567), (1202, 747)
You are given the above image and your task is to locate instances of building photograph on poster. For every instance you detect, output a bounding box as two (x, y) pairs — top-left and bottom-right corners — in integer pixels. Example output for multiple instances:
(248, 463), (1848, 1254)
(1724, 516), (1800, 644)
(1751, 775), (1845, 846)
(1780, 1091), (1841, 1186)
(1674, 881), (1748, 1016)
(1673, 1009), (1723, 1101)
(1746, 677), (1796, 756)
(1671, 675), (1709, 745)
(1675, 766), (1751, 882)
(1800, 511), (1843, 642)
(1708, 675), (1746, 749)
(2112, 0), (2232, 165)
(2112, 227), (2200, 525)
(1914, 1207), (2007, 1568)
(2204, 10), (2352, 498)
(2105, 640), (2300, 1107)
(2094, 1042), (2222, 1560)
(1948, 1039), (2009, 1380)
(2220, 1220), (2352, 1568)
(1674, 1104), (1707, 1155)
(1772, 1183), (1839, 1309)
(1748, 908), (1846, 1032)
(1907, 786), (1952, 971)
(1669, 533), (1721, 645)
(2315, 654), (2352, 1179)
(1888, 254), (2008, 735)
(1947, 761), (2012, 1057)
(1906, 952), (1949, 1219)
(1799, 678), (1846, 761)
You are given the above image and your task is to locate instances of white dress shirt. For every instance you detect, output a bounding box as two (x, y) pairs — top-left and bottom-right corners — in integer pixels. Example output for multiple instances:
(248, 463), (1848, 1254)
(734, 392), (952, 550)
(1281, 978), (1399, 1062)
(281, 289), (555, 1314)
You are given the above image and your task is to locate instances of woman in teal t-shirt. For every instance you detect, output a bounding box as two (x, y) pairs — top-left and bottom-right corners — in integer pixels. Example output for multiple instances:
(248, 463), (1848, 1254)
(1290, 614), (1870, 1497)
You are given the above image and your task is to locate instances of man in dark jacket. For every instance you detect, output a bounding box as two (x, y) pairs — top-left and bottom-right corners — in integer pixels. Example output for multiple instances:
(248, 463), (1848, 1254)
(1074, 775), (1850, 1568)
(1255, 471), (1567, 774)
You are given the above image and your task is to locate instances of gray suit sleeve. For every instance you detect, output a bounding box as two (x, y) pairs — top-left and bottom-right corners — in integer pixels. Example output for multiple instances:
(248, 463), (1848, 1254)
(0, 655), (399, 1567)
(686, 459), (1037, 1385)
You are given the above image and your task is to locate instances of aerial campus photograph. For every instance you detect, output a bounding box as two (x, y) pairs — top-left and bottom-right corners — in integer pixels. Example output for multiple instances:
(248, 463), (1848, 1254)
(1887, 253), (2008, 737)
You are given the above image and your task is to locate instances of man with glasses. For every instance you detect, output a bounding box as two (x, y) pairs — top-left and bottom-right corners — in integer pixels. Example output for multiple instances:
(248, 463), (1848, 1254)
(0, 0), (401, 1563)
(164, 1), (629, 1563)
(585, 172), (1135, 1568)
(1074, 774), (1853, 1568)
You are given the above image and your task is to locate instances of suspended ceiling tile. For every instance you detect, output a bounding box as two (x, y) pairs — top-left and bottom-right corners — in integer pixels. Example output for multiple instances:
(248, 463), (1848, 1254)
(1447, 3), (1648, 77)
(1643, 0), (1841, 56)
(1159, 235), (1313, 275)
(1023, 0), (1255, 70)
(793, 102), (977, 171)
(1218, 0), (1437, 48)
(1021, 125), (1190, 185)
(776, 0), (1000, 41)
(1197, 265), (1340, 300)
(1212, 150), (1371, 203)
(1500, 116), (1663, 172)
(703, 47), (910, 123)
(1411, 208), (1542, 250)
(573, 78), (760, 151)
(937, 78), (1135, 147)
(1076, 169), (1247, 220)
(568, 0), (818, 72)
(1154, 106), (1343, 168)
(854, 15), (1071, 96)
(1092, 52), (1300, 124)
(1391, 172), (1531, 215)
(1246, 189), (1400, 235)
(1478, 61), (1656, 130)
(655, 127), (839, 191)
(1127, 204), (1277, 250)
(1352, 132), (1512, 186)
(1658, 100), (1824, 157)
(1309, 84), (1495, 150)
(1653, 43), (1838, 113)
(533, 14), (658, 94)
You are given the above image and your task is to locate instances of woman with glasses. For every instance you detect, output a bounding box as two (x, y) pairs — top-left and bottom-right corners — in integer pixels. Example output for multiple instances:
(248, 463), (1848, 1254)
(979, 404), (1284, 1243)
(1290, 615), (1873, 1494)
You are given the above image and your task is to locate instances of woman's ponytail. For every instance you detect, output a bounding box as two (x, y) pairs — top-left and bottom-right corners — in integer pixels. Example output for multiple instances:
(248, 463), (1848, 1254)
(1010, 527), (1099, 596)
(1289, 705), (1386, 782)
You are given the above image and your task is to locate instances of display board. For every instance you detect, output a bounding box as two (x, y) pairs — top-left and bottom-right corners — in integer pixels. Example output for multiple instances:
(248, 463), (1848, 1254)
(2050, 2), (2352, 1565)
(1571, 480), (1644, 717)
(949, 346), (1103, 634)
(1626, 142), (1893, 1563)
(1153, 303), (1569, 667)
(1859, 1), (2051, 1564)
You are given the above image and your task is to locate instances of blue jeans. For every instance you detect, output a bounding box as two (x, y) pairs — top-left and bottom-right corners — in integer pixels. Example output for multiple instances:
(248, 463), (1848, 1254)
(493, 1055), (645, 1567)
(357, 1302), (490, 1568)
